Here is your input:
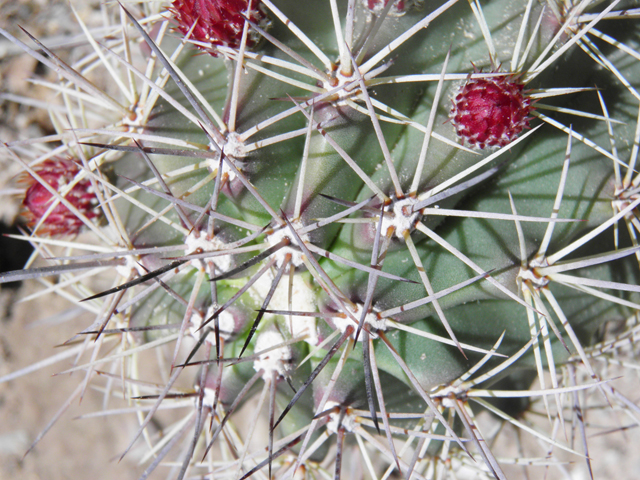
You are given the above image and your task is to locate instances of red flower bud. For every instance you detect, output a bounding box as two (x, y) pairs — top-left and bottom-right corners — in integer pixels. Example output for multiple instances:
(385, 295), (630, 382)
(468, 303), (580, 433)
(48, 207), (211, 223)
(170, 0), (268, 55)
(20, 158), (101, 236)
(450, 75), (532, 150)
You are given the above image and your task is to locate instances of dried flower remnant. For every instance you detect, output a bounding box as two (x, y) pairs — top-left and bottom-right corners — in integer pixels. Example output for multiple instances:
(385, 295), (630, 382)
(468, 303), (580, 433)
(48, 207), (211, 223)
(450, 75), (532, 149)
(170, 0), (268, 55)
(20, 158), (100, 236)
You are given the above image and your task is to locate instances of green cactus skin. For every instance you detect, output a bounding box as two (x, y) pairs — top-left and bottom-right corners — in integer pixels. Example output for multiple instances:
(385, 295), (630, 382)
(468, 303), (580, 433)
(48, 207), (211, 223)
(1, 1), (640, 479)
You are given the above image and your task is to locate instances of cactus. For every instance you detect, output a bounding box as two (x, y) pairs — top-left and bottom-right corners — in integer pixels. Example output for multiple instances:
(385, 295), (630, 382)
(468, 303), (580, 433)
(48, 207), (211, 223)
(1, 0), (640, 478)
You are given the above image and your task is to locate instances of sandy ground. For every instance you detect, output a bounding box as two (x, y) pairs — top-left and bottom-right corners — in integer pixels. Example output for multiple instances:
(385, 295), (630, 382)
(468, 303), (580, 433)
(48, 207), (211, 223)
(0, 286), (144, 480)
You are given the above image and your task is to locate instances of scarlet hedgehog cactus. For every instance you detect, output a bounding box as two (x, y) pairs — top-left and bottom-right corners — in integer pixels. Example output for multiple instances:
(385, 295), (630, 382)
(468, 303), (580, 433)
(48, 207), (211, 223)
(1, 1), (640, 480)
(19, 158), (101, 236)
(170, 0), (269, 53)
(450, 74), (532, 149)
